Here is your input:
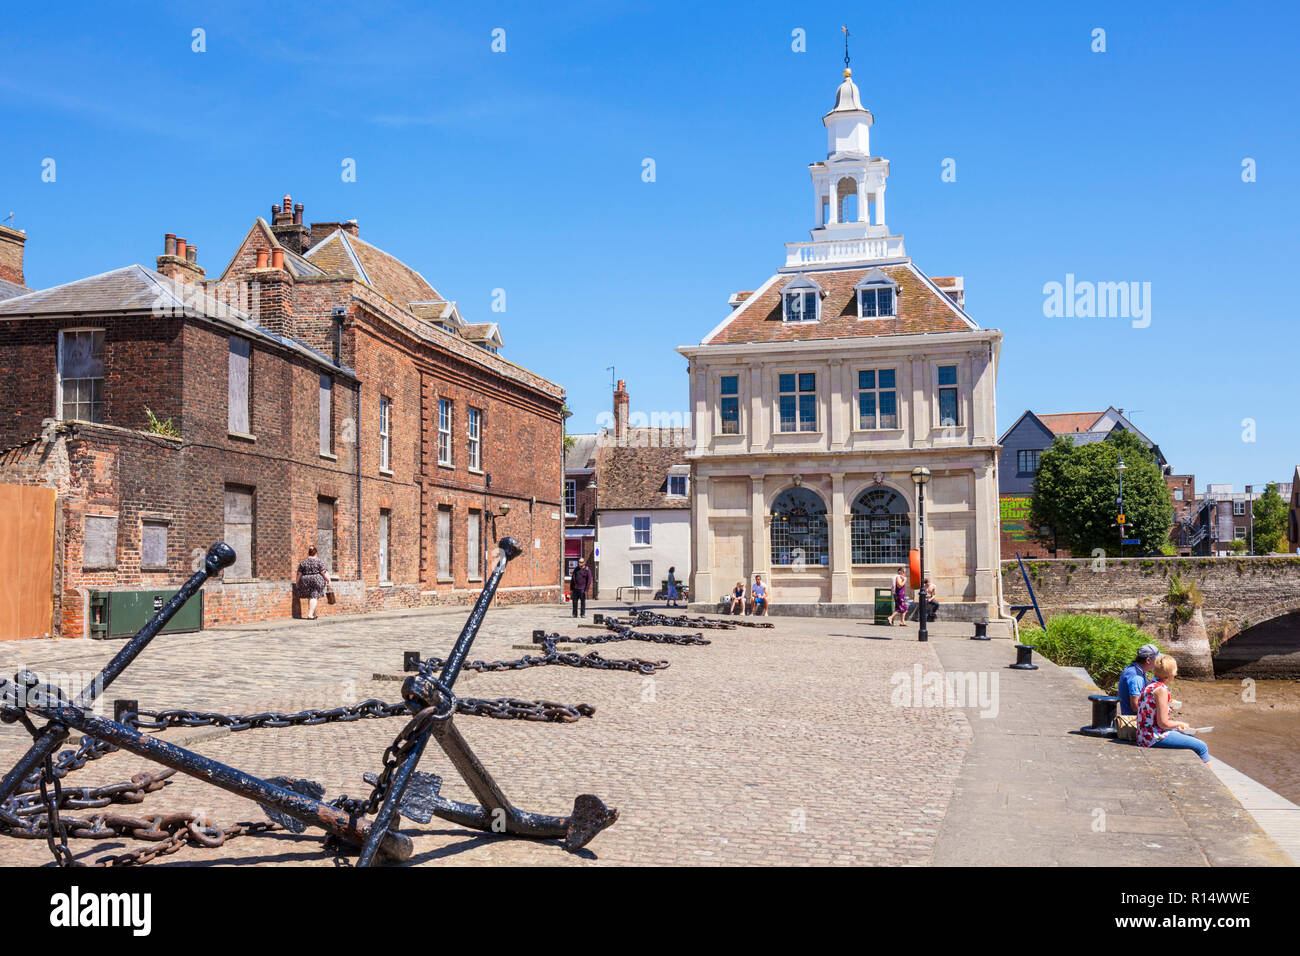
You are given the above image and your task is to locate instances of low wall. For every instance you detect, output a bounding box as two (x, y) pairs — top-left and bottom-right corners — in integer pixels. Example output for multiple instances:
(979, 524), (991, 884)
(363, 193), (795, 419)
(1000, 556), (1300, 678)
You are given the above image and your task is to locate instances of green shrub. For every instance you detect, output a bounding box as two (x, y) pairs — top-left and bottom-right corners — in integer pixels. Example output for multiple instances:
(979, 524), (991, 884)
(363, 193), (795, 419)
(1166, 573), (1203, 626)
(143, 407), (180, 439)
(1020, 614), (1159, 693)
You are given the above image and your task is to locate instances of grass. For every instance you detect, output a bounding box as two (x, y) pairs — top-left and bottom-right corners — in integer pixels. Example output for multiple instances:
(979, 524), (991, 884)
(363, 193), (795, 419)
(143, 407), (180, 439)
(1020, 614), (1159, 693)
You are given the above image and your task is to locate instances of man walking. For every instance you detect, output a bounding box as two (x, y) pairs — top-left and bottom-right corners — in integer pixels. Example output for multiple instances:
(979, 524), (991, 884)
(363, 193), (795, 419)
(570, 557), (592, 618)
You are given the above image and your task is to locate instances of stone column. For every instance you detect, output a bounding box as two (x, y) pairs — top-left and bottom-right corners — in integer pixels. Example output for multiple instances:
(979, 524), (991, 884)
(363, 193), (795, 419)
(876, 184), (887, 226)
(857, 180), (868, 223)
(827, 179), (839, 225)
(691, 472), (712, 604)
(828, 357), (845, 451)
(830, 472), (850, 601)
(749, 362), (765, 453)
(751, 475), (767, 580)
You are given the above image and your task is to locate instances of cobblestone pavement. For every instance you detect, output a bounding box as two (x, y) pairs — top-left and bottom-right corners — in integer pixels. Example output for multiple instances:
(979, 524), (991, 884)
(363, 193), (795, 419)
(0, 604), (972, 866)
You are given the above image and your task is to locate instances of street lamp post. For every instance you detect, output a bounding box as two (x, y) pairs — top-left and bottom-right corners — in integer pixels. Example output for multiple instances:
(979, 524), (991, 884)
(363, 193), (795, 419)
(1246, 484), (1254, 555)
(911, 466), (931, 643)
(1116, 457), (1127, 557)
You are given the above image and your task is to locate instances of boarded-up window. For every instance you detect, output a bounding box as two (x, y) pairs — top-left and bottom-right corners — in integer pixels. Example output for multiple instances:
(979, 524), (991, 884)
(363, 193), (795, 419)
(437, 506), (451, 580)
(223, 485), (254, 579)
(141, 520), (168, 570)
(317, 498), (335, 573)
(228, 337), (251, 434)
(83, 514), (118, 570)
(378, 509), (391, 582)
(467, 510), (481, 579)
(319, 374), (333, 455)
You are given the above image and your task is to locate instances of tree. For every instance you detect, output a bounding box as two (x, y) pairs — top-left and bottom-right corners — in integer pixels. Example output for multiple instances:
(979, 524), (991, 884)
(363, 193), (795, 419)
(1030, 429), (1173, 557)
(1251, 482), (1288, 554)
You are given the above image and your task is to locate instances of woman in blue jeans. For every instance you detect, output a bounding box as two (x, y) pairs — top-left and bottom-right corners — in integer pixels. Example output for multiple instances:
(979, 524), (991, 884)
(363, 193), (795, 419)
(1136, 655), (1210, 763)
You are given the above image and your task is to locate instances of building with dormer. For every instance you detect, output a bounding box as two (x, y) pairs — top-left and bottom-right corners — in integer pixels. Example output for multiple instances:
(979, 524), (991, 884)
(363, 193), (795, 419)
(678, 65), (1003, 616)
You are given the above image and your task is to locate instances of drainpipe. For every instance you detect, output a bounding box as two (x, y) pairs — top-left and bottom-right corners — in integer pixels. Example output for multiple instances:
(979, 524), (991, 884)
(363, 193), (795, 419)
(355, 380), (362, 584)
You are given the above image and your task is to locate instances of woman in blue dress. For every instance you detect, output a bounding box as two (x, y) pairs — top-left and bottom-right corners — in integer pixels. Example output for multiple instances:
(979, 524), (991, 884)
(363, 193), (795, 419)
(665, 567), (680, 608)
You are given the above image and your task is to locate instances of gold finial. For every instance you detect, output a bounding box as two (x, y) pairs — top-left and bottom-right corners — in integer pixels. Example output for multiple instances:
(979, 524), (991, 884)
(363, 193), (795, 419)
(844, 68), (852, 78)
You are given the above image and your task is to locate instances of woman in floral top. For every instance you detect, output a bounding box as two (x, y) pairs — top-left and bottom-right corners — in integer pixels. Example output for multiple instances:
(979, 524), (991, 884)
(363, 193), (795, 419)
(1136, 655), (1210, 763)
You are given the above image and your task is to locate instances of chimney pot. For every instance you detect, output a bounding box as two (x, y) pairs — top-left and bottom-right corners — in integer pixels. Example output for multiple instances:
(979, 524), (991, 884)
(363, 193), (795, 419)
(186, 244), (197, 264)
(271, 248), (285, 270)
(164, 233), (176, 256)
(293, 203), (303, 225)
(175, 238), (188, 260)
(272, 204), (280, 218)
(255, 249), (268, 269)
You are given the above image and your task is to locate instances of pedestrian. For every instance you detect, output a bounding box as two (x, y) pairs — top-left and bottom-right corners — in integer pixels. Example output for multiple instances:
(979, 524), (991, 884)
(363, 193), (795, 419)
(923, 577), (939, 622)
(1136, 655), (1211, 763)
(570, 557), (592, 618)
(295, 546), (330, 620)
(888, 566), (908, 626)
(665, 566), (680, 608)
(728, 580), (746, 615)
(750, 574), (769, 616)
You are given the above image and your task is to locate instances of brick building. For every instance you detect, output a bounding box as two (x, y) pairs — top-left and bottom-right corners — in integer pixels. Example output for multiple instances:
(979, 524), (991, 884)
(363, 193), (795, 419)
(0, 197), (564, 639)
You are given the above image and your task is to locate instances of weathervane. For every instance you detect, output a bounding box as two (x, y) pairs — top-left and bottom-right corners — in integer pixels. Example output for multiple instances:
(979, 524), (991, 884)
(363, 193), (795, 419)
(842, 25), (851, 70)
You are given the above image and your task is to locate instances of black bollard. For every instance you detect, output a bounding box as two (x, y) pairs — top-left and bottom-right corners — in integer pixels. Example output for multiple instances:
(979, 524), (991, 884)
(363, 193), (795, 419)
(1010, 644), (1039, 670)
(532, 629), (547, 643)
(1081, 694), (1119, 737)
(403, 651), (421, 673)
(972, 621), (990, 641)
(593, 613), (604, 625)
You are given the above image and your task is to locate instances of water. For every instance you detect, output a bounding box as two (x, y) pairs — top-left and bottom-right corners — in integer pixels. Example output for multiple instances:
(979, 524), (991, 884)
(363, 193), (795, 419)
(1173, 678), (1300, 804)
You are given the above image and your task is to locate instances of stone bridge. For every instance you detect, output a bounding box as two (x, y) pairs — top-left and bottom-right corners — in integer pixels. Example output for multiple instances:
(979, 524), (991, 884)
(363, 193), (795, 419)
(999, 556), (1300, 679)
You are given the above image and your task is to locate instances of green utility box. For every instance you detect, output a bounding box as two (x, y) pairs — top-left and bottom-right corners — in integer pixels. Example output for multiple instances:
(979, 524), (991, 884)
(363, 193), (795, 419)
(874, 587), (893, 625)
(88, 589), (204, 640)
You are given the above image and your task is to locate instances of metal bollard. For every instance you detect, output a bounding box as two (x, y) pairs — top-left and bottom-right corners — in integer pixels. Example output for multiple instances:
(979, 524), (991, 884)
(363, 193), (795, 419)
(972, 621), (990, 641)
(592, 613), (604, 625)
(1081, 694), (1119, 737)
(403, 651), (422, 673)
(532, 629), (547, 643)
(1010, 644), (1039, 670)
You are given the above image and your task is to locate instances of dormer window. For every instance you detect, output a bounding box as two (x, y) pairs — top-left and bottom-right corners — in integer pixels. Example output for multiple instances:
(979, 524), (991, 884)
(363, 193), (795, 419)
(780, 275), (823, 323)
(855, 269), (899, 319)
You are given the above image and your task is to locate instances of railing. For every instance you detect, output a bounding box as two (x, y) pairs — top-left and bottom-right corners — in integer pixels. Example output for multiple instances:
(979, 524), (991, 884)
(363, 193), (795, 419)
(783, 236), (905, 268)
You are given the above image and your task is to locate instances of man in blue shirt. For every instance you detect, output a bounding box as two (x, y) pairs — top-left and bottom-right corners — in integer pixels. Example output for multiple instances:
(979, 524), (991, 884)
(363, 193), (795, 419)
(1118, 644), (1160, 715)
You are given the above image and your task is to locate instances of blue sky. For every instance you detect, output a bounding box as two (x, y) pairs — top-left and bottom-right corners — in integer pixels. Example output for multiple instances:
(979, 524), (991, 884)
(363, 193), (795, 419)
(3, 1), (1297, 488)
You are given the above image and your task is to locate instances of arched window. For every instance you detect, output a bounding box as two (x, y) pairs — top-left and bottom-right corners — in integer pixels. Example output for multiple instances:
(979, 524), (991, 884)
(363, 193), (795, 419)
(837, 177), (859, 223)
(850, 487), (911, 564)
(771, 487), (829, 567)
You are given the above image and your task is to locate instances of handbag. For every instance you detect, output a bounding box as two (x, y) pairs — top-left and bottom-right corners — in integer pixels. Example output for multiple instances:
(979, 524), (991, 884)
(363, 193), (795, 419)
(1113, 714), (1137, 742)
(326, 588), (337, 606)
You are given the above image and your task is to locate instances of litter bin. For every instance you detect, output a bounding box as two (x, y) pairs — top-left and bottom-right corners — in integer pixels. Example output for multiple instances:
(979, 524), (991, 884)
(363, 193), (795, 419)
(874, 587), (893, 625)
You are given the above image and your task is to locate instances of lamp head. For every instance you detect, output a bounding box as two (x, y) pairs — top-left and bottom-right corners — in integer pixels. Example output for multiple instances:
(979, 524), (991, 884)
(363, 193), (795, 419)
(911, 466), (931, 486)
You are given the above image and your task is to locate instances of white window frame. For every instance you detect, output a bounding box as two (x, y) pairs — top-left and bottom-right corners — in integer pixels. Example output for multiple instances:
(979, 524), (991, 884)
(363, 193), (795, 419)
(379, 396), (392, 472)
(564, 479), (577, 517)
(467, 407), (483, 472)
(57, 328), (106, 424)
(854, 269), (899, 320)
(1233, 500), (1246, 516)
(935, 363), (962, 428)
(718, 373), (742, 435)
(631, 560), (653, 590)
(633, 515), (652, 547)
(437, 399), (453, 466)
(667, 475), (688, 497)
(779, 275), (822, 323)
(855, 367), (899, 430)
(777, 370), (818, 433)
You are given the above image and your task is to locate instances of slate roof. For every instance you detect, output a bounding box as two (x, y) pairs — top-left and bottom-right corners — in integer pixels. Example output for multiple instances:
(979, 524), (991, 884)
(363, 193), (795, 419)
(702, 261), (975, 345)
(0, 278), (31, 300)
(0, 265), (352, 378)
(0, 265), (243, 318)
(565, 433), (599, 472)
(1038, 411), (1104, 434)
(595, 428), (691, 511)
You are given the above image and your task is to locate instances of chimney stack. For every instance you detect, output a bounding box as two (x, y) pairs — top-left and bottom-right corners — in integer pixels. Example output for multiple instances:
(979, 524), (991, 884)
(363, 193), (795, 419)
(614, 379), (629, 442)
(156, 233), (205, 286)
(250, 249), (295, 338)
(0, 224), (28, 287)
(308, 218), (360, 251)
(270, 192), (310, 254)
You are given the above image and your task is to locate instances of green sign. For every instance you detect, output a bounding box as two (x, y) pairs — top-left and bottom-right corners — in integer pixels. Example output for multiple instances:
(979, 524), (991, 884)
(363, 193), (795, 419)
(1000, 495), (1034, 542)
